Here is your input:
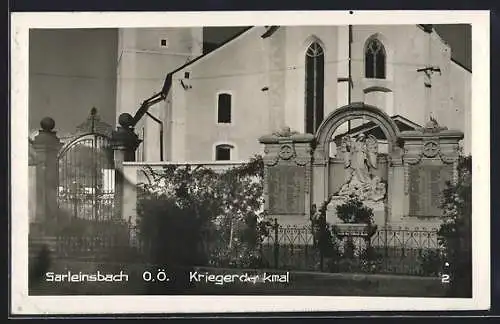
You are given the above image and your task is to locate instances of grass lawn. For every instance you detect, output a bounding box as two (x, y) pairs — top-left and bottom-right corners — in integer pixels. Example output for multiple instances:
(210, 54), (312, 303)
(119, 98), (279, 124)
(29, 264), (448, 297)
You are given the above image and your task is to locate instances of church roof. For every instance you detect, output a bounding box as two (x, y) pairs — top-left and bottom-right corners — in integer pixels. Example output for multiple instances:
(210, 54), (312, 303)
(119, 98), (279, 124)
(173, 24), (470, 76)
(156, 27), (255, 101)
(331, 115), (422, 142)
(170, 26), (283, 75)
(169, 26), (254, 76)
(450, 57), (471, 73)
(151, 24), (469, 128)
(157, 23), (470, 114)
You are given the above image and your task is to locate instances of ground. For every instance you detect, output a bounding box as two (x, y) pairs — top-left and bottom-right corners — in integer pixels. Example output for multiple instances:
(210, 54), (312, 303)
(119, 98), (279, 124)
(29, 262), (448, 297)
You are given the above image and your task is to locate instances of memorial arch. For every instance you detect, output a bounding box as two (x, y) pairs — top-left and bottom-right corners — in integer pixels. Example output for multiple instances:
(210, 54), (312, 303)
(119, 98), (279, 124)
(311, 103), (404, 225)
(314, 102), (401, 162)
(259, 102), (463, 228)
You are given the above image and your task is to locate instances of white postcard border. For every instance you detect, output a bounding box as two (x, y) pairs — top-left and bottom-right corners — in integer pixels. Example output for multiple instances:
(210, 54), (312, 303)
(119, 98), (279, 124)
(10, 10), (490, 314)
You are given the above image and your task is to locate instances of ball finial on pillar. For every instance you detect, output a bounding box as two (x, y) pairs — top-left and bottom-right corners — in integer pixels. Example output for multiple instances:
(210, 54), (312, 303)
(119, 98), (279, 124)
(40, 117), (55, 132)
(118, 113), (134, 128)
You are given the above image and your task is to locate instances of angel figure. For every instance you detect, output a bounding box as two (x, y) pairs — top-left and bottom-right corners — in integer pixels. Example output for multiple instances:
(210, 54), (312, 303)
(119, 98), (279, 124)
(341, 133), (378, 187)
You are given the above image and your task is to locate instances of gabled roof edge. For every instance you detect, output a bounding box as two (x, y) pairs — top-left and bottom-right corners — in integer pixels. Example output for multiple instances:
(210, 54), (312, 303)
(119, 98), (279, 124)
(451, 57), (472, 73)
(170, 26), (255, 75)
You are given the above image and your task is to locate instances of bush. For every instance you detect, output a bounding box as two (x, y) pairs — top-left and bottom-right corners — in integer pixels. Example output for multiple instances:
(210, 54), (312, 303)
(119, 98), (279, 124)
(335, 195), (374, 224)
(419, 249), (446, 277)
(312, 195), (380, 273)
(136, 155), (266, 270)
(311, 199), (341, 258)
(437, 155), (472, 297)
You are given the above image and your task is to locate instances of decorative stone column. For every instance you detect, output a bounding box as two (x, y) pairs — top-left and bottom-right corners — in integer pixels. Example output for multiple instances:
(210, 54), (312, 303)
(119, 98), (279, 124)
(31, 117), (63, 235)
(386, 143), (405, 225)
(259, 126), (315, 226)
(111, 113), (142, 221)
(399, 119), (464, 227)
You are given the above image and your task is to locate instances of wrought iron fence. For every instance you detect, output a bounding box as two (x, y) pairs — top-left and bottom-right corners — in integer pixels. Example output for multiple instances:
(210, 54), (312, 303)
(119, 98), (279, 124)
(343, 226), (444, 276)
(256, 222), (444, 277)
(260, 223), (321, 271)
(43, 216), (444, 277)
(45, 220), (148, 263)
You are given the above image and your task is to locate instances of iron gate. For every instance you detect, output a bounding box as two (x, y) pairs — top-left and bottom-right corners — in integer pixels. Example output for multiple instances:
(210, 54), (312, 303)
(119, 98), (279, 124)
(57, 132), (115, 221)
(57, 108), (116, 222)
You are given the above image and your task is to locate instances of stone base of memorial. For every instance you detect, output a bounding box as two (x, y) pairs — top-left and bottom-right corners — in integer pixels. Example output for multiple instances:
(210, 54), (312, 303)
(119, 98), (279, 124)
(333, 223), (378, 258)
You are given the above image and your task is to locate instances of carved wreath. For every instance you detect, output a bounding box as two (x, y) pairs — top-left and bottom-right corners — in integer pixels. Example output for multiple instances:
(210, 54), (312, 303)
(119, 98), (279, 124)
(423, 140), (440, 158)
(278, 144), (295, 160)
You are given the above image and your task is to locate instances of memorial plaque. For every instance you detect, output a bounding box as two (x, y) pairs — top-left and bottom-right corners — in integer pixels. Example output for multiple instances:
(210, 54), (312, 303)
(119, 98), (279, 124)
(268, 165), (306, 215)
(409, 164), (453, 217)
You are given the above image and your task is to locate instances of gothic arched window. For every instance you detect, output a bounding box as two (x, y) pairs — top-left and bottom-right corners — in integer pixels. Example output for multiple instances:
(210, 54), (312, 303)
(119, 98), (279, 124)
(365, 38), (386, 79)
(305, 42), (325, 135)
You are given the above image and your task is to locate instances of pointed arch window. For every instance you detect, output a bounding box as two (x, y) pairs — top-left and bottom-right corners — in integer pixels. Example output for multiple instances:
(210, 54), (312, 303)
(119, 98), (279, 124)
(365, 38), (386, 79)
(305, 42), (325, 135)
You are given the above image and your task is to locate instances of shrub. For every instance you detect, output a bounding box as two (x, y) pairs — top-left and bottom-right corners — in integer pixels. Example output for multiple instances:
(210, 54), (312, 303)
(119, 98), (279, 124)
(312, 199), (341, 258)
(437, 155), (472, 297)
(419, 249), (446, 277)
(136, 155), (266, 269)
(335, 195), (374, 224)
(313, 195), (380, 273)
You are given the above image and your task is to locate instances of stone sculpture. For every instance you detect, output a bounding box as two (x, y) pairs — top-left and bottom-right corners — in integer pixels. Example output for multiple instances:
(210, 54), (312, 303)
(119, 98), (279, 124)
(335, 133), (386, 202)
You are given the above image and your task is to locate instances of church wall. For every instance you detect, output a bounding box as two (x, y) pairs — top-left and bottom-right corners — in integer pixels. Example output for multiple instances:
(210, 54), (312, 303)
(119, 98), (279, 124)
(448, 62), (471, 154)
(267, 27), (287, 133)
(169, 26), (343, 161)
(29, 29), (118, 137)
(116, 31), (138, 121)
(427, 31), (467, 138)
(170, 27), (270, 161)
(163, 25), (470, 162)
(161, 93), (173, 161)
(116, 28), (203, 162)
(350, 25), (455, 128)
(169, 80), (188, 161)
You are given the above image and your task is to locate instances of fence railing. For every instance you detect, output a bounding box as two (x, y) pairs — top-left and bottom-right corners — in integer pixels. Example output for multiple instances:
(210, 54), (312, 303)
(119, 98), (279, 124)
(30, 220), (148, 263)
(36, 218), (444, 277)
(256, 223), (444, 276)
(260, 224), (320, 272)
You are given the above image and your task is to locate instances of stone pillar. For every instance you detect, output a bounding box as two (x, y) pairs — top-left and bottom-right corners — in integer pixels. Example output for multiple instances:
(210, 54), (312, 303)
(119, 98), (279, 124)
(311, 146), (329, 211)
(31, 117), (63, 235)
(111, 113), (142, 221)
(259, 126), (315, 226)
(386, 146), (405, 225)
(398, 119), (463, 227)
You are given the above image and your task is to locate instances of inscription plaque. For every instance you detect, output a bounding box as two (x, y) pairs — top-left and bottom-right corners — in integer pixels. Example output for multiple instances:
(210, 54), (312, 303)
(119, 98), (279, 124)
(268, 165), (306, 215)
(409, 164), (453, 217)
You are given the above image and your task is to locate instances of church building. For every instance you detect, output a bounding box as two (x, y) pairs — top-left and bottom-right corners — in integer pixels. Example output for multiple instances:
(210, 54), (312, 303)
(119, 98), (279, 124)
(119, 25), (471, 163)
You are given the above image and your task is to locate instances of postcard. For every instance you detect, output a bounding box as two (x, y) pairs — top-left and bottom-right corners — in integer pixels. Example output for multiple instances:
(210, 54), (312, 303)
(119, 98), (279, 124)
(10, 10), (490, 314)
